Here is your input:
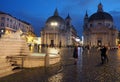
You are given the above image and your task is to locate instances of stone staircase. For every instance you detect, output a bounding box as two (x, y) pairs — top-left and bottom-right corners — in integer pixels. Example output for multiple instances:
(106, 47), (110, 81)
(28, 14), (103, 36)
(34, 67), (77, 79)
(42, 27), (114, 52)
(0, 31), (31, 76)
(0, 56), (13, 77)
(0, 38), (30, 56)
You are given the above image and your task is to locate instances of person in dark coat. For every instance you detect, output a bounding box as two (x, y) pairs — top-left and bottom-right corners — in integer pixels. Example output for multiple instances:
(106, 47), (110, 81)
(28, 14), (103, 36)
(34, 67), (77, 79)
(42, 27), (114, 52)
(73, 46), (78, 65)
(100, 46), (109, 64)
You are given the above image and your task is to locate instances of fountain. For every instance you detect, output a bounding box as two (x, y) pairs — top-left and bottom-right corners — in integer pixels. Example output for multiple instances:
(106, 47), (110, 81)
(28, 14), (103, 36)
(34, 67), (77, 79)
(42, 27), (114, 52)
(0, 30), (30, 57)
(0, 30), (30, 76)
(18, 47), (60, 68)
(0, 30), (60, 77)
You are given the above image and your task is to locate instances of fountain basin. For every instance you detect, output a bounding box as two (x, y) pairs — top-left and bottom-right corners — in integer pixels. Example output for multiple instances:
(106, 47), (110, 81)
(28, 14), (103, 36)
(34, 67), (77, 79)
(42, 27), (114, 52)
(30, 53), (46, 57)
(13, 53), (60, 68)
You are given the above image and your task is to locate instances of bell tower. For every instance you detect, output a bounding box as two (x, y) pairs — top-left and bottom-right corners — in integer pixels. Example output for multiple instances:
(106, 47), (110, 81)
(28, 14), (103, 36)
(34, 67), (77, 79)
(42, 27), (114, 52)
(83, 11), (89, 29)
(65, 14), (71, 26)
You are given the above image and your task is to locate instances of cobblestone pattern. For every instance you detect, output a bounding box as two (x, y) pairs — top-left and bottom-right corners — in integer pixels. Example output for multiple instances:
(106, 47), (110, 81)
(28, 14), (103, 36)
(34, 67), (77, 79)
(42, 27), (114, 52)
(0, 48), (120, 82)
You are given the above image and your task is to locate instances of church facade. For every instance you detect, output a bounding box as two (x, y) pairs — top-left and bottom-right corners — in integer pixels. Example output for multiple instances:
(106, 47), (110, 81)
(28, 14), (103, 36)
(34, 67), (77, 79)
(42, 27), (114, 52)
(41, 9), (78, 47)
(83, 3), (118, 47)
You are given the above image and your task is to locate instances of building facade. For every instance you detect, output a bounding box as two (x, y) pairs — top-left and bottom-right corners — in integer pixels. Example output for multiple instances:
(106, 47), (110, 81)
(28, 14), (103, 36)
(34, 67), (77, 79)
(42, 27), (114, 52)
(0, 11), (34, 36)
(117, 31), (120, 45)
(83, 3), (118, 47)
(0, 11), (37, 52)
(41, 9), (78, 47)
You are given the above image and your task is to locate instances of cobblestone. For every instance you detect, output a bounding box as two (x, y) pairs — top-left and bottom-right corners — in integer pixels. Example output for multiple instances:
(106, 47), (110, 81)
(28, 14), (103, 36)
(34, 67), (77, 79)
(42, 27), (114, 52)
(0, 48), (120, 82)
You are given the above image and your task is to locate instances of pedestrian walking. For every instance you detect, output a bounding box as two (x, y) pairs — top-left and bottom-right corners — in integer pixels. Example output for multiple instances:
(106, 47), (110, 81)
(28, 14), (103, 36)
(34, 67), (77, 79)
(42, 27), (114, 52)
(100, 46), (109, 64)
(87, 45), (90, 54)
(73, 45), (78, 65)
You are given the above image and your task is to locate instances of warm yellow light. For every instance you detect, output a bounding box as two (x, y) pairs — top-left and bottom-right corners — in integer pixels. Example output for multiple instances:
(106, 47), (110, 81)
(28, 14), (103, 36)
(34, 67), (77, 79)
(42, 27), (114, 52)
(54, 22), (58, 26)
(5, 30), (9, 34)
(116, 39), (120, 45)
(27, 36), (34, 43)
(51, 22), (58, 26)
(51, 22), (54, 26)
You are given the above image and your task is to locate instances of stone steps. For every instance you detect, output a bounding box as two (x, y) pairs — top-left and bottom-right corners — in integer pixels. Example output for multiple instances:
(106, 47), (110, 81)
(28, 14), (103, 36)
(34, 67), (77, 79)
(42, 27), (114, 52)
(0, 58), (13, 75)
(0, 32), (30, 76)
(0, 57), (21, 76)
(0, 63), (10, 68)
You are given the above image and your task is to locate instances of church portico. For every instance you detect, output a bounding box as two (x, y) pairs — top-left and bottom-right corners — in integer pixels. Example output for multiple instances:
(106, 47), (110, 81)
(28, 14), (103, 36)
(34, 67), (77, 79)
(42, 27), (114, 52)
(41, 9), (78, 48)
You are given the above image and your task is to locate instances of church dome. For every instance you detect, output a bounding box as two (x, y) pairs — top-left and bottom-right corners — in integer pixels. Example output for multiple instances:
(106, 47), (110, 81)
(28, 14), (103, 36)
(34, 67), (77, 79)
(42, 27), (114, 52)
(88, 12), (113, 22)
(46, 16), (65, 24)
(88, 3), (113, 22)
(46, 9), (65, 26)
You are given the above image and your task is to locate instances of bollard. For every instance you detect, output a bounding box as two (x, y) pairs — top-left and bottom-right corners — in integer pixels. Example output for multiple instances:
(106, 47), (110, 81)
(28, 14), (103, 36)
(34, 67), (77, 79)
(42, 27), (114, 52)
(45, 53), (49, 67)
(21, 57), (24, 69)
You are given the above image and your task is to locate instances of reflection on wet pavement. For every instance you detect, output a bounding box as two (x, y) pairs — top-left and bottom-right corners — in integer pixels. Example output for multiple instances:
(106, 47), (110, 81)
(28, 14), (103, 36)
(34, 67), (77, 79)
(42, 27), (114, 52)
(0, 48), (120, 82)
(48, 73), (63, 82)
(47, 48), (120, 82)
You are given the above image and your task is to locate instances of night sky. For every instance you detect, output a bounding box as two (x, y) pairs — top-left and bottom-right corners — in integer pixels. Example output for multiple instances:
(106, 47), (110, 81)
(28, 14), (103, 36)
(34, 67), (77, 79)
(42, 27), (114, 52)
(0, 0), (120, 37)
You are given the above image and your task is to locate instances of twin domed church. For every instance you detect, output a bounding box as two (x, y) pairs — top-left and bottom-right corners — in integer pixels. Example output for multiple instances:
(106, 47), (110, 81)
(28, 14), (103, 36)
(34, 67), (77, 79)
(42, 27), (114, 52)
(83, 3), (118, 47)
(41, 3), (118, 47)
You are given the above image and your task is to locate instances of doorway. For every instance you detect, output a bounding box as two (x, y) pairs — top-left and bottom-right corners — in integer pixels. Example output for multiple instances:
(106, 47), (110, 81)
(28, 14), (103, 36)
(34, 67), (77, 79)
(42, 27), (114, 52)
(50, 40), (54, 47)
(97, 40), (102, 46)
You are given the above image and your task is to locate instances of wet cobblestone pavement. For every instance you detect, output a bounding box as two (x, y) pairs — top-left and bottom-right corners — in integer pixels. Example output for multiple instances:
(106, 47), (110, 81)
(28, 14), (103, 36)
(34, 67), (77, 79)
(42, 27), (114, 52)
(0, 48), (120, 82)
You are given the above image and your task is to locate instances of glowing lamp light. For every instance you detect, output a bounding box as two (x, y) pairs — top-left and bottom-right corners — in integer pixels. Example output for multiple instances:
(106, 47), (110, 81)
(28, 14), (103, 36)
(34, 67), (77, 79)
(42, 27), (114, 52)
(1, 29), (4, 33)
(75, 38), (80, 42)
(51, 22), (58, 26)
